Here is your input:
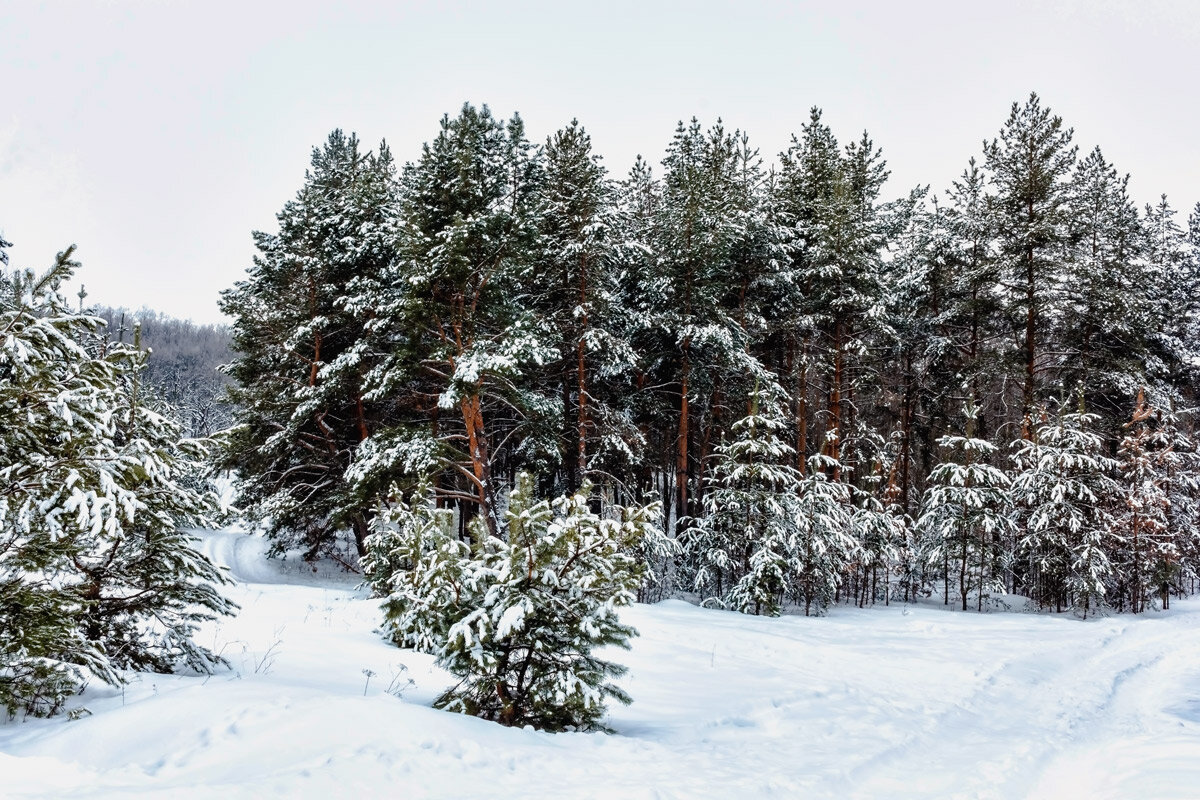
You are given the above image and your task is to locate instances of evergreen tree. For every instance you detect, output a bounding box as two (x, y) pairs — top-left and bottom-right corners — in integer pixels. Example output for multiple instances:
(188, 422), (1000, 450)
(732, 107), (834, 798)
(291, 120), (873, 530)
(777, 111), (889, 480)
(1060, 149), (1149, 422)
(361, 481), (463, 652)
(653, 119), (765, 530)
(942, 158), (1004, 420)
(384, 104), (547, 538)
(984, 93), (1077, 427)
(369, 473), (660, 731)
(917, 414), (1014, 611)
(793, 454), (857, 615)
(1144, 196), (1200, 401)
(687, 381), (803, 615)
(2, 247), (233, 718)
(1010, 407), (1117, 614)
(1113, 390), (1175, 613)
(535, 120), (640, 495)
(849, 482), (908, 607)
(1157, 401), (1200, 603)
(221, 130), (399, 557)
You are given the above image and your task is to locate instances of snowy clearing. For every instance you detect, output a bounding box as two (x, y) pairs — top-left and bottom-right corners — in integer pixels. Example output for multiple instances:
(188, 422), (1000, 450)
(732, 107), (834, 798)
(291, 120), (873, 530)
(3, 529), (1200, 799)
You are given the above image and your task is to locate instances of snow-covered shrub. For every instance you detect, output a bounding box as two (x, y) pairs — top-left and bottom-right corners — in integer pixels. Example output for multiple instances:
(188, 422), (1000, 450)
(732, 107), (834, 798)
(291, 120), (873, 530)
(1, 250), (235, 718)
(361, 483), (464, 654)
(368, 473), (660, 731)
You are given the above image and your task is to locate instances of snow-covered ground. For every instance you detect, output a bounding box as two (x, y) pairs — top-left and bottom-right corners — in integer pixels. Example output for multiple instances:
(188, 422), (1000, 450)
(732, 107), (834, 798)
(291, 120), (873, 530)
(4, 530), (1200, 799)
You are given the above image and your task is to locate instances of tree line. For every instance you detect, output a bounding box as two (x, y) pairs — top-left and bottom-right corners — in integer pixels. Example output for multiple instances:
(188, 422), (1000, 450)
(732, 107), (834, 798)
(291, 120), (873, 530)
(221, 93), (1200, 618)
(91, 306), (234, 437)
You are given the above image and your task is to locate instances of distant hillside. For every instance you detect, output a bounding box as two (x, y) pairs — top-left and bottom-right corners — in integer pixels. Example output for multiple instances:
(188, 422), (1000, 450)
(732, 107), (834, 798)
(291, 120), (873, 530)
(92, 306), (234, 437)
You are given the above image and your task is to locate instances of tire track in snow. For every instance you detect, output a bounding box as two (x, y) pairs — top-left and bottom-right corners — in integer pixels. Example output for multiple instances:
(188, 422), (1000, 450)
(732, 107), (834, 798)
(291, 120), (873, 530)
(840, 616), (1174, 799)
(193, 529), (361, 588)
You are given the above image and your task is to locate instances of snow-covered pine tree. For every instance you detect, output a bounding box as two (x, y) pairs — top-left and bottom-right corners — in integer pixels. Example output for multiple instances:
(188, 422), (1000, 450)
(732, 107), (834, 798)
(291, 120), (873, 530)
(776, 111), (888, 481)
(1113, 390), (1176, 613)
(221, 130), (399, 558)
(653, 119), (763, 531)
(534, 120), (641, 495)
(942, 160), (1006, 437)
(917, 414), (1014, 611)
(1184, 204), (1200, 398)
(611, 155), (667, 513)
(1060, 148), (1149, 426)
(687, 381), (804, 616)
(794, 452), (858, 615)
(849, 479), (908, 607)
(385, 104), (548, 539)
(1157, 401), (1200, 603)
(370, 474), (659, 731)
(984, 93), (1077, 426)
(361, 482), (465, 653)
(1010, 407), (1117, 615)
(870, 184), (937, 524)
(1, 247), (233, 717)
(1145, 196), (1200, 401)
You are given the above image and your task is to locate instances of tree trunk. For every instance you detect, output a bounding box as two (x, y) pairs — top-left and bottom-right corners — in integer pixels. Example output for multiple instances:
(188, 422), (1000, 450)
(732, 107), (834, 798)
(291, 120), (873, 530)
(676, 351), (690, 534)
(829, 321), (844, 481)
(576, 250), (590, 493)
(796, 337), (809, 472)
(1023, 237), (1036, 431)
(461, 392), (499, 539)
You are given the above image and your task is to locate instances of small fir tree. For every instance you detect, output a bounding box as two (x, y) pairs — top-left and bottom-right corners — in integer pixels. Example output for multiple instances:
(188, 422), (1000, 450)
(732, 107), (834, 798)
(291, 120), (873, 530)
(1010, 408), (1117, 615)
(1113, 391), (1175, 613)
(688, 381), (805, 615)
(370, 474), (660, 731)
(1158, 402), (1200, 601)
(850, 484), (907, 607)
(794, 452), (857, 616)
(918, 414), (1014, 611)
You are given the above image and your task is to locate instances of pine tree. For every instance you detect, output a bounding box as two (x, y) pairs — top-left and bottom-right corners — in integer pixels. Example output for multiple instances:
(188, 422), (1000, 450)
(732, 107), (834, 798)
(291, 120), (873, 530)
(2, 247), (233, 718)
(361, 482), (464, 653)
(793, 454), (857, 615)
(534, 120), (640, 495)
(652, 119), (776, 532)
(1059, 148), (1148, 423)
(849, 482), (908, 607)
(1144, 196), (1200, 401)
(1157, 401), (1200, 603)
(1113, 390), (1175, 613)
(776, 110), (888, 480)
(1010, 407), (1117, 614)
(943, 158), (1004, 420)
(370, 473), (660, 731)
(984, 93), (1077, 427)
(221, 130), (399, 558)
(386, 104), (547, 538)
(917, 413), (1014, 611)
(687, 381), (804, 615)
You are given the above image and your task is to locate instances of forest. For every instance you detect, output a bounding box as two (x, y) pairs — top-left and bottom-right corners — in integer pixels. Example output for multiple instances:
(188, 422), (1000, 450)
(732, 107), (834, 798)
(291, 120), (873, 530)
(220, 92), (1200, 620)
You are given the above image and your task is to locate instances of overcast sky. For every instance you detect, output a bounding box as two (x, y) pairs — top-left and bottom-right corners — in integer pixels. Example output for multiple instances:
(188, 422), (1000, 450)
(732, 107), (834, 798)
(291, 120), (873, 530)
(2, 0), (1197, 323)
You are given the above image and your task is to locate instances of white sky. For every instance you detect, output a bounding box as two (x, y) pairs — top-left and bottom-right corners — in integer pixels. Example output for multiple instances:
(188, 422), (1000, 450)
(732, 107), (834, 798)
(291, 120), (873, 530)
(2, 0), (1197, 323)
